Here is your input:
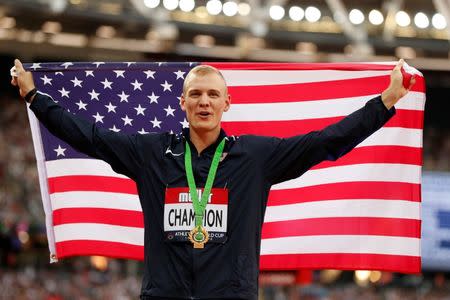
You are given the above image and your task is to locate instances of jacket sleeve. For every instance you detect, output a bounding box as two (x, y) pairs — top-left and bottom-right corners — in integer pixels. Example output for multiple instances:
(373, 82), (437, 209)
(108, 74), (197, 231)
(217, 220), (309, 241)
(264, 95), (395, 185)
(29, 92), (148, 180)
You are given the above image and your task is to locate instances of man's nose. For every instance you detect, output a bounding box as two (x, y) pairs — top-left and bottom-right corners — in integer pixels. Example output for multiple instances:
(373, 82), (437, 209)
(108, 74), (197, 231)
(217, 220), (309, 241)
(198, 94), (210, 106)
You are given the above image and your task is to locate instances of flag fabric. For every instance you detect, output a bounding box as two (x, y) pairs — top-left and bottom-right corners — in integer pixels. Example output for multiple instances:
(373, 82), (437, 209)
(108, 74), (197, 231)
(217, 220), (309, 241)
(26, 62), (425, 273)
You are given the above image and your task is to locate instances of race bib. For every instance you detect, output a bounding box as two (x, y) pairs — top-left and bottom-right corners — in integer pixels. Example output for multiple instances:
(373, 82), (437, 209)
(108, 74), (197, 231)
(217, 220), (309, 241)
(164, 187), (228, 243)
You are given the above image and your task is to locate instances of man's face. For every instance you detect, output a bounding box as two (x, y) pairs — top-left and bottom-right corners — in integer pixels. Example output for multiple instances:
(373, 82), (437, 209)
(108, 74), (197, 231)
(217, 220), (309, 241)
(180, 72), (231, 134)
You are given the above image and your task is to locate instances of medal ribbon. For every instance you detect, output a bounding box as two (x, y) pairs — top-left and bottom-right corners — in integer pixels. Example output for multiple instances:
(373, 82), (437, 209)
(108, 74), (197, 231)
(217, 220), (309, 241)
(185, 138), (225, 229)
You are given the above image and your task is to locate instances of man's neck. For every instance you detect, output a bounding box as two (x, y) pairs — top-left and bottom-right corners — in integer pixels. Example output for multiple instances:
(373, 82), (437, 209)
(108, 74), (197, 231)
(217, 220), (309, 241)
(189, 128), (221, 155)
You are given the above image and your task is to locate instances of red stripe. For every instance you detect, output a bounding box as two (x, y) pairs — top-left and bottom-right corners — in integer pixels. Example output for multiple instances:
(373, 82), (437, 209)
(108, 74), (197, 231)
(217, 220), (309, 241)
(207, 62), (415, 71)
(56, 240), (144, 260)
(222, 110), (423, 137)
(226, 76), (425, 104)
(268, 182), (421, 206)
(165, 187), (229, 204)
(259, 253), (421, 273)
(261, 217), (420, 239)
(48, 175), (137, 194)
(53, 208), (144, 227)
(312, 146), (422, 170)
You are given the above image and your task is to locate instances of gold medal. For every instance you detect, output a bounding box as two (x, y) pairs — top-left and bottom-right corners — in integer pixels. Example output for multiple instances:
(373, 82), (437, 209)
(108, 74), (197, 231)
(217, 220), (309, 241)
(188, 226), (209, 248)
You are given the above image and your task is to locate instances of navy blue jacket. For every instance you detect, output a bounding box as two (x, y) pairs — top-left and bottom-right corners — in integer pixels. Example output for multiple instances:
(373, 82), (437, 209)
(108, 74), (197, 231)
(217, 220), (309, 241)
(30, 93), (394, 299)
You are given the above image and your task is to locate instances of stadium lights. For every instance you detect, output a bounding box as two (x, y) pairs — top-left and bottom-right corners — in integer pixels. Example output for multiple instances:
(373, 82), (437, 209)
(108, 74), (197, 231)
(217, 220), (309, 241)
(144, 0), (160, 8)
(395, 10), (411, 27)
(163, 0), (179, 11)
(368, 9), (383, 25)
(349, 8), (364, 25)
(289, 6), (304, 22)
(305, 6), (321, 22)
(223, 1), (238, 17)
(269, 5), (285, 21)
(206, 0), (222, 15)
(238, 3), (251, 16)
(414, 12), (429, 29)
(432, 13), (447, 30)
(179, 0), (195, 12)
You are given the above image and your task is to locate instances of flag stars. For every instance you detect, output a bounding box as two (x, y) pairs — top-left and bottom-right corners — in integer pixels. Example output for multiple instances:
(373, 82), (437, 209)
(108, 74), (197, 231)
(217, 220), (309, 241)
(114, 70), (125, 78)
(85, 70), (94, 77)
(55, 72), (64, 76)
(41, 75), (53, 85)
(61, 62), (74, 69)
(144, 70), (155, 79)
(164, 105), (175, 117)
(76, 100), (88, 110)
(150, 117), (162, 128)
(105, 102), (117, 113)
(131, 79), (143, 91)
(88, 89), (100, 101)
(93, 62), (105, 68)
(71, 77), (83, 87)
(180, 118), (189, 128)
(92, 112), (105, 123)
(174, 70), (186, 80)
(134, 104), (146, 116)
(54, 145), (67, 157)
(147, 92), (159, 104)
(101, 78), (113, 89)
(138, 128), (149, 135)
(125, 62), (136, 67)
(58, 87), (70, 98)
(161, 80), (173, 92)
(109, 125), (121, 132)
(117, 91), (130, 102)
(30, 63), (41, 70)
(122, 115), (133, 126)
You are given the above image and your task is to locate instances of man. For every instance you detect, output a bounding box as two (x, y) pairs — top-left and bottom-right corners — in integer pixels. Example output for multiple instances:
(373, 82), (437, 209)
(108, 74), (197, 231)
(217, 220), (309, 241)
(11, 59), (414, 300)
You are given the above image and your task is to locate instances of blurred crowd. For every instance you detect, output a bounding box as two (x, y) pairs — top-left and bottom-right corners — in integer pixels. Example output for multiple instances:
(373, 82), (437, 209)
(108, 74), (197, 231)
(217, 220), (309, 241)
(1, 94), (450, 299)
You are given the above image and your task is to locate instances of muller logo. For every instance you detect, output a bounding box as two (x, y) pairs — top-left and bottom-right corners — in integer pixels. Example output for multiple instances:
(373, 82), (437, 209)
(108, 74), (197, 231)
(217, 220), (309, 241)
(179, 189), (213, 203)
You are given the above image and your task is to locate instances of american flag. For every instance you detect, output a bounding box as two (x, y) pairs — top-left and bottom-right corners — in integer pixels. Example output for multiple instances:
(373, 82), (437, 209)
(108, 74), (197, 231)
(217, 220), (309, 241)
(26, 62), (425, 273)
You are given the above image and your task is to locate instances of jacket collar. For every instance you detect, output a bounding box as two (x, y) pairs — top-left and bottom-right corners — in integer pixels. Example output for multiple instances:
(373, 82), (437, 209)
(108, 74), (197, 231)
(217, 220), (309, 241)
(182, 128), (227, 156)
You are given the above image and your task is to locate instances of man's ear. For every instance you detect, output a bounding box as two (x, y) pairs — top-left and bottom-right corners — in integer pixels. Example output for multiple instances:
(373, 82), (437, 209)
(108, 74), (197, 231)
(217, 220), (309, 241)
(224, 94), (231, 112)
(180, 94), (186, 111)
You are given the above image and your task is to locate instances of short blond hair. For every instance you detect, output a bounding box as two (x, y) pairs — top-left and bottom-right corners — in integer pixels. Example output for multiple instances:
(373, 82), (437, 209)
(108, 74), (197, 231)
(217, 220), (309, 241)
(182, 65), (228, 95)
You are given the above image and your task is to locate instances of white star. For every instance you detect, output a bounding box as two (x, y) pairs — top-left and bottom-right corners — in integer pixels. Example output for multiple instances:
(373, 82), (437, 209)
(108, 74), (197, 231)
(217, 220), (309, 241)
(88, 89), (100, 101)
(71, 77), (83, 87)
(105, 102), (117, 113)
(92, 112), (104, 123)
(161, 80), (173, 92)
(55, 72), (64, 76)
(164, 105), (175, 117)
(76, 100), (87, 110)
(138, 128), (149, 135)
(93, 62), (105, 68)
(174, 70), (186, 80)
(180, 118), (189, 128)
(144, 70), (155, 79)
(114, 70), (125, 78)
(189, 62), (195, 66)
(109, 125), (121, 132)
(101, 78), (113, 89)
(58, 87), (70, 98)
(131, 79), (143, 91)
(30, 63), (41, 70)
(54, 145), (66, 157)
(121, 115), (133, 126)
(117, 91), (130, 102)
(147, 92), (159, 104)
(61, 62), (74, 69)
(85, 70), (94, 77)
(40, 75), (52, 85)
(126, 62), (136, 67)
(150, 117), (162, 128)
(157, 62), (166, 66)
(134, 104), (146, 116)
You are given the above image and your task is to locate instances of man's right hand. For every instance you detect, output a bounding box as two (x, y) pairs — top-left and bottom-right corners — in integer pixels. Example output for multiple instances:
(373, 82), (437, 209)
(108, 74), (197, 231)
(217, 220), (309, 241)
(11, 59), (37, 103)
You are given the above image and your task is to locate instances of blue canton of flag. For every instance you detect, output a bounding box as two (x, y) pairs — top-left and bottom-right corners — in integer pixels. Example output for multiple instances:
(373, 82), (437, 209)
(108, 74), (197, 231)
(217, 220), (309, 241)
(27, 62), (197, 161)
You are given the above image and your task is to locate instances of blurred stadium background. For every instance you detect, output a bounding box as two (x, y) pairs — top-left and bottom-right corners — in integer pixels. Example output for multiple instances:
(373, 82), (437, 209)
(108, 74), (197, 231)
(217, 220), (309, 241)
(0, 0), (449, 299)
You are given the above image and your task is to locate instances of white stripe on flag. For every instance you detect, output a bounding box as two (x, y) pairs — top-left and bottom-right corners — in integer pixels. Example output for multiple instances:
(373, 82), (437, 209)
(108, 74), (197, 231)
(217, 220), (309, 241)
(51, 192), (141, 211)
(356, 128), (422, 148)
(223, 92), (425, 122)
(264, 199), (420, 222)
(222, 70), (391, 86)
(260, 235), (420, 256)
(272, 164), (421, 190)
(46, 159), (129, 178)
(54, 223), (144, 245)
